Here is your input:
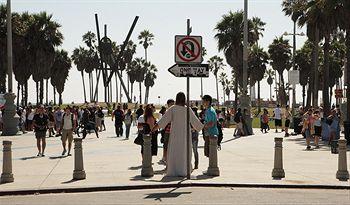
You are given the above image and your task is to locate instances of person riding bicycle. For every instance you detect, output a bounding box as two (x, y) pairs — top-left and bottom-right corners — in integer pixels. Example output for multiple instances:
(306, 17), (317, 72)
(81, 108), (99, 139)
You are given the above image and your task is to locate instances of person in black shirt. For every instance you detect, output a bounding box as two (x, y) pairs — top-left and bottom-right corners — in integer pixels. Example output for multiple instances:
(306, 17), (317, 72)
(136, 105), (144, 119)
(112, 105), (125, 137)
(33, 105), (49, 157)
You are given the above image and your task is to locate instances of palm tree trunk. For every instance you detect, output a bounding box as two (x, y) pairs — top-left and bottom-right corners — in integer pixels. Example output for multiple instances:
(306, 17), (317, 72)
(36, 81), (39, 105)
(323, 36), (330, 115)
(16, 82), (20, 107)
(45, 79), (48, 105)
(302, 85), (306, 107)
(306, 83), (312, 108)
(131, 82), (134, 103)
(24, 81), (28, 106)
(53, 86), (56, 105)
(40, 79), (44, 105)
(89, 73), (92, 102)
(139, 82), (142, 104)
(59, 92), (62, 105)
(234, 79), (238, 109)
(215, 75), (219, 104)
(330, 86), (333, 106)
(275, 72), (278, 103)
(81, 71), (87, 103)
(222, 89), (225, 104)
(312, 27), (320, 107)
(269, 84), (272, 101)
(346, 30), (350, 121)
(258, 80), (261, 114)
(145, 86), (149, 104)
(21, 84), (24, 106)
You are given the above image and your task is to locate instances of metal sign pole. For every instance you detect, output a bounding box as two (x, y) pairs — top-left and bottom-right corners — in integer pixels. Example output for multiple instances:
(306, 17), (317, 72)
(186, 19), (191, 179)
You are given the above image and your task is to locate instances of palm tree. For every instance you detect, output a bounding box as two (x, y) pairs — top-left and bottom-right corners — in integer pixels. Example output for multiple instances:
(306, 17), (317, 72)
(268, 36), (292, 105)
(138, 30), (154, 63)
(295, 41), (312, 107)
(133, 57), (147, 104)
(144, 63), (157, 104)
(51, 50), (71, 105)
(215, 11), (257, 104)
(124, 40), (137, 98)
(265, 69), (275, 101)
(0, 4), (8, 93)
(71, 46), (89, 103)
(248, 45), (269, 113)
(219, 72), (227, 103)
(208, 55), (225, 104)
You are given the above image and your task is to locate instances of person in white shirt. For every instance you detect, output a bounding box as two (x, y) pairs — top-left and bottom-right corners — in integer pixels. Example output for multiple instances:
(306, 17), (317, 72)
(273, 104), (282, 133)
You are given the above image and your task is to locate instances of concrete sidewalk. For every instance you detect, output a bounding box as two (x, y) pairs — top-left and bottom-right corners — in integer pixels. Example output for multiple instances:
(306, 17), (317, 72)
(0, 117), (349, 194)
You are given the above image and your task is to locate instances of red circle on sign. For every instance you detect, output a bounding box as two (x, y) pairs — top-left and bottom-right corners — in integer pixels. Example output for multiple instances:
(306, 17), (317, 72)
(176, 37), (201, 62)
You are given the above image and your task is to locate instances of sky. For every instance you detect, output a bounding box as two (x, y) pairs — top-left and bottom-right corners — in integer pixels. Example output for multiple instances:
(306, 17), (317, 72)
(2, 0), (312, 105)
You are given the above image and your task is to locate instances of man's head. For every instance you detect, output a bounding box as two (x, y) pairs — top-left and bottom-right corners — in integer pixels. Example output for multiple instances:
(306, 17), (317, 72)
(65, 107), (71, 114)
(202, 95), (212, 108)
(38, 105), (45, 114)
(277, 104), (280, 108)
(117, 104), (121, 110)
(167, 99), (175, 107)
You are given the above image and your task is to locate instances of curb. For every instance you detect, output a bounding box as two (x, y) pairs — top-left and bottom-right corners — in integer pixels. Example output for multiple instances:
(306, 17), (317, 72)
(0, 183), (349, 196)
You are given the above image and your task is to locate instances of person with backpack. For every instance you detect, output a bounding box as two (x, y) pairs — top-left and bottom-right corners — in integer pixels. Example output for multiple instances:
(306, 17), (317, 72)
(112, 105), (124, 137)
(124, 109), (133, 139)
(60, 107), (76, 156)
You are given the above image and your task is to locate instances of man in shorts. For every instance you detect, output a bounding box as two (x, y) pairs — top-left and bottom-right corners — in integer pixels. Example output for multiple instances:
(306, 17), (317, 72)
(33, 105), (49, 157)
(60, 107), (76, 156)
(273, 104), (282, 133)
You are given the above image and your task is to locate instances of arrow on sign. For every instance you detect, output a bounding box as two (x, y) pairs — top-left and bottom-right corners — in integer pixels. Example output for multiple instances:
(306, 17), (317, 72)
(168, 64), (209, 78)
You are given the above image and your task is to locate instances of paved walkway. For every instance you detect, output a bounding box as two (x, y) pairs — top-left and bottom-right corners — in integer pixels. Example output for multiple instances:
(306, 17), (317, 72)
(0, 117), (349, 193)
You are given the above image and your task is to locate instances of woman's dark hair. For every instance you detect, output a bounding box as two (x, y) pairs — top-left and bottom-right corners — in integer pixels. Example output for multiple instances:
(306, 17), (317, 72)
(202, 95), (212, 105)
(144, 105), (154, 121)
(160, 106), (166, 115)
(175, 92), (186, 106)
(127, 109), (131, 114)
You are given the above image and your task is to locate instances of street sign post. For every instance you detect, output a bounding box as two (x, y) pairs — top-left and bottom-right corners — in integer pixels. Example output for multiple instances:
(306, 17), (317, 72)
(168, 64), (209, 78)
(175, 35), (202, 64)
(288, 70), (300, 85)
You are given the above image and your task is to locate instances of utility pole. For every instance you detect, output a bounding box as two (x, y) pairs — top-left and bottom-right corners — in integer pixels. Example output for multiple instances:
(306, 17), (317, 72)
(2, 0), (18, 136)
(186, 19), (192, 180)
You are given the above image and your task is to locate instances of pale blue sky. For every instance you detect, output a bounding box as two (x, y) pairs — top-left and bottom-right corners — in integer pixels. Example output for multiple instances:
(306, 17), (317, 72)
(4, 0), (309, 104)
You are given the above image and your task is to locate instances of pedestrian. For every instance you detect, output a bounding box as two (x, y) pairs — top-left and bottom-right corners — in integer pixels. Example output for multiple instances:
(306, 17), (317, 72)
(261, 108), (269, 133)
(159, 100), (174, 165)
(60, 107), (76, 156)
(124, 109), (133, 139)
(27, 108), (35, 131)
(142, 105), (158, 157)
(201, 95), (219, 159)
(302, 108), (314, 150)
(151, 92), (203, 177)
(284, 105), (292, 137)
(81, 108), (99, 139)
(136, 105), (144, 120)
(33, 106), (49, 157)
(101, 107), (106, 131)
(112, 105), (124, 137)
(273, 104), (282, 133)
(47, 107), (56, 137)
(313, 110), (321, 149)
(95, 107), (104, 132)
(191, 103), (200, 169)
(54, 107), (63, 137)
(328, 109), (340, 145)
(233, 108), (244, 137)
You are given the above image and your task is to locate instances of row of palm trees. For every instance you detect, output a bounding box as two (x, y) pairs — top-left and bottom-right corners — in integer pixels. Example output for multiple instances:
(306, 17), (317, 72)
(0, 5), (71, 106)
(211, 1), (349, 115)
(72, 29), (157, 104)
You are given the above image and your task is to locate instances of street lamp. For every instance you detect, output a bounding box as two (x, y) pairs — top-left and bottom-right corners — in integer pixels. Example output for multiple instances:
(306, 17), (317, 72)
(283, 30), (305, 116)
(2, 0), (18, 136)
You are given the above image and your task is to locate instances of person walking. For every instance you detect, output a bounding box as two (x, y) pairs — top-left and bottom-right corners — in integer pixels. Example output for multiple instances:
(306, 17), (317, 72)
(233, 108), (244, 137)
(261, 109), (269, 133)
(124, 109), (133, 139)
(47, 107), (56, 137)
(54, 107), (63, 137)
(284, 105), (292, 137)
(313, 110), (321, 149)
(302, 109), (315, 150)
(158, 99), (174, 165)
(151, 92), (203, 177)
(60, 107), (76, 156)
(273, 104), (282, 133)
(202, 95), (219, 158)
(33, 106), (49, 157)
(136, 105), (144, 120)
(142, 105), (158, 157)
(112, 105), (124, 137)
(27, 108), (35, 131)
(95, 107), (104, 132)
(191, 104), (200, 169)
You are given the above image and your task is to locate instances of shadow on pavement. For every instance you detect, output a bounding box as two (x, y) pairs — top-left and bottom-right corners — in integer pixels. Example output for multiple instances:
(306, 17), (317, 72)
(61, 179), (80, 184)
(144, 187), (191, 201)
(49, 156), (68, 160)
(19, 156), (40, 160)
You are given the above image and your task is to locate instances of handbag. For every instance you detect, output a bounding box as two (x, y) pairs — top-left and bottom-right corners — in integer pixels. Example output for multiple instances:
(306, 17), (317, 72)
(134, 133), (144, 145)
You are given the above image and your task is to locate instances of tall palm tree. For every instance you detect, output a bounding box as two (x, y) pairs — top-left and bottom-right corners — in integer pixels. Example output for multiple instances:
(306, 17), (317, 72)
(51, 49), (71, 105)
(144, 63), (157, 104)
(215, 11), (257, 105)
(295, 41), (312, 107)
(248, 45), (269, 113)
(72, 46), (88, 103)
(219, 72), (227, 103)
(138, 30), (154, 63)
(133, 57), (147, 104)
(265, 69), (275, 101)
(0, 4), (8, 93)
(28, 12), (63, 104)
(268, 36), (292, 105)
(208, 55), (225, 104)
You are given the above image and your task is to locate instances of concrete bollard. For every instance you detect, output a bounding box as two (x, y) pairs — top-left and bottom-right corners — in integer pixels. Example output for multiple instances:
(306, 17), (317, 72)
(207, 136), (220, 176)
(73, 138), (86, 180)
(1, 141), (14, 183)
(336, 139), (349, 181)
(272, 137), (285, 179)
(141, 134), (154, 177)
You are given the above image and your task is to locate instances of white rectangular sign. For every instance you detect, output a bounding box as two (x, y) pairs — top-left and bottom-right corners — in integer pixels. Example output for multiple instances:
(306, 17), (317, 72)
(289, 70), (300, 85)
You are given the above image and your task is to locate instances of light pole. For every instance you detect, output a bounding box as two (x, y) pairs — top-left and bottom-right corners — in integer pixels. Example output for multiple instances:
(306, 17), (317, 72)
(283, 30), (305, 116)
(2, 0), (18, 136)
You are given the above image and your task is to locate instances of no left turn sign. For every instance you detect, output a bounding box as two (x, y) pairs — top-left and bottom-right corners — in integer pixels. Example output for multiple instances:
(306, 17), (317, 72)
(175, 35), (203, 64)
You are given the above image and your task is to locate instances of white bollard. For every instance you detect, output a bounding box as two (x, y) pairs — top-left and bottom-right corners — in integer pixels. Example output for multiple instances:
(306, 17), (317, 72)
(207, 136), (220, 176)
(272, 137), (285, 179)
(336, 139), (349, 181)
(73, 138), (86, 180)
(1, 141), (14, 183)
(141, 134), (153, 177)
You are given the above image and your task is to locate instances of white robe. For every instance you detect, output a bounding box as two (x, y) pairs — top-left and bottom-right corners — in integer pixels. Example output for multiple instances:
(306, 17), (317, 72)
(158, 105), (204, 177)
